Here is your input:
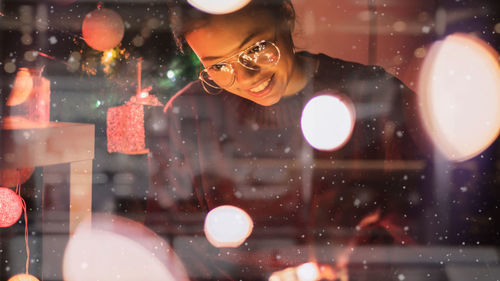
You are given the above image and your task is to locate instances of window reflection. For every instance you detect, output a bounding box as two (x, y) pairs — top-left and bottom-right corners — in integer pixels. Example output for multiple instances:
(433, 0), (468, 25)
(0, 1), (499, 281)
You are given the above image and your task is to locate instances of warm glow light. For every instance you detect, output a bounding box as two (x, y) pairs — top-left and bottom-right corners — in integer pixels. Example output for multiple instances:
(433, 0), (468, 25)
(301, 93), (355, 151)
(101, 49), (118, 64)
(418, 33), (500, 161)
(7, 273), (39, 281)
(139, 92), (149, 98)
(269, 262), (330, 281)
(0, 187), (23, 228)
(187, 0), (251, 15)
(63, 214), (188, 281)
(204, 205), (253, 248)
(82, 8), (124, 51)
(7, 68), (33, 106)
(296, 262), (320, 281)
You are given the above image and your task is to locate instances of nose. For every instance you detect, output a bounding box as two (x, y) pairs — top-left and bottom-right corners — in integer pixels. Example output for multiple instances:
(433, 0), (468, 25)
(232, 62), (260, 87)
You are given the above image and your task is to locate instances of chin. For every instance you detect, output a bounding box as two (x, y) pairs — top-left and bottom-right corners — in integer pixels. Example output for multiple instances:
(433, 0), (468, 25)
(253, 94), (281, 107)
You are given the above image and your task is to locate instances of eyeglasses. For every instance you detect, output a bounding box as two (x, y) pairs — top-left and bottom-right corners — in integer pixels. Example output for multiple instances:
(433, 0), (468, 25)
(199, 40), (280, 94)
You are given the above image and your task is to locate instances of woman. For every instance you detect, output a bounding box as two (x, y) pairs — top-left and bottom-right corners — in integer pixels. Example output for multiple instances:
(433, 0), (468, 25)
(147, 1), (427, 280)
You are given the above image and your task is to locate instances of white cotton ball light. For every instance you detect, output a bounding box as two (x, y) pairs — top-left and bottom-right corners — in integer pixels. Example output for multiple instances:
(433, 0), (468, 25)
(63, 214), (188, 281)
(187, 0), (251, 15)
(417, 33), (500, 162)
(204, 205), (253, 248)
(301, 93), (355, 151)
(296, 262), (320, 281)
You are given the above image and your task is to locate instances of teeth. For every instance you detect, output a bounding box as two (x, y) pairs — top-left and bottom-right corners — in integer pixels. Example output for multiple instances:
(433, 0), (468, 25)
(249, 78), (271, 93)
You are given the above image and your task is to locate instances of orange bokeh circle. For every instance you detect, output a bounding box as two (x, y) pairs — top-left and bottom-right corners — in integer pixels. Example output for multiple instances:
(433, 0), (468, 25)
(82, 8), (124, 51)
(7, 274), (39, 281)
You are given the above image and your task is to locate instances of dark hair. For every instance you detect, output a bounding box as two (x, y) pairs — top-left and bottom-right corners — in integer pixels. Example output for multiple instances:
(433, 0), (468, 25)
(167, 0), (296, 52)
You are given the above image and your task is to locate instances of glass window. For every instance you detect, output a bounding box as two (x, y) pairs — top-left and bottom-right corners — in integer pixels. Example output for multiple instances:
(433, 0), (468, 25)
(1, 1), (499, 280)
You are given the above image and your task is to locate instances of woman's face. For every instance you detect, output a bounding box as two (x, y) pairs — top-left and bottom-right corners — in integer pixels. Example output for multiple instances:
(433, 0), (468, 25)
(185, 10), (297, 106)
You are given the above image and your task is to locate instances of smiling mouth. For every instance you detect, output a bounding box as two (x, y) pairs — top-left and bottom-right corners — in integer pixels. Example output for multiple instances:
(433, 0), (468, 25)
(248, 74), (275, 96)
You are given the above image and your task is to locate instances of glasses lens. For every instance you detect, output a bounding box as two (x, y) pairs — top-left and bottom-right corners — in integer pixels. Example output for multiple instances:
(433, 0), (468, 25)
(240, 41), (280, 69)
(205, 63), (234, 87)
(201, 80), (223, 95)
(200, 70), (220, 88)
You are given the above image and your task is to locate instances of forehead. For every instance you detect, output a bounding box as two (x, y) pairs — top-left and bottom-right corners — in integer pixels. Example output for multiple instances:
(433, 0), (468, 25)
(185, 11), (276, 64)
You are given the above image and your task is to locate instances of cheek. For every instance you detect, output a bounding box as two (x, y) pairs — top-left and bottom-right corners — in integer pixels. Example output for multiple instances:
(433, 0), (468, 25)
(275, 59), (292, 85)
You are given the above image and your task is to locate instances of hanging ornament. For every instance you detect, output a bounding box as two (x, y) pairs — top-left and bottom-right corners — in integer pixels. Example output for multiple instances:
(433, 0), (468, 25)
(7, 274), (40, 281)
(6, 172), (38, 280)
(6, 67), (51, 123)
(0, 187), (23, 227)
(82, 6), (124, 51)
(6, 68), (33, 106)
(0, 168), (35, 188)
(107, 58), (163, 154)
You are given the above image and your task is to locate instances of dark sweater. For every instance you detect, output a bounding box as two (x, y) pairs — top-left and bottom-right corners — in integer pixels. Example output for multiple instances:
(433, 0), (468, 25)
(146, 52), (428, 280)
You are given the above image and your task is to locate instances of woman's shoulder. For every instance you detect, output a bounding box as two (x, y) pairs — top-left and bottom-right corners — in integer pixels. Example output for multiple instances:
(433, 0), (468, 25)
(303, 51), (409, 96)
(162, 79), (233, 123)
(303, 52), (391, 80)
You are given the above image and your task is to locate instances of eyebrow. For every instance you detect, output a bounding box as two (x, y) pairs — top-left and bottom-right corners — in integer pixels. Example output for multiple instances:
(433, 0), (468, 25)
(201, 29), (265, 62)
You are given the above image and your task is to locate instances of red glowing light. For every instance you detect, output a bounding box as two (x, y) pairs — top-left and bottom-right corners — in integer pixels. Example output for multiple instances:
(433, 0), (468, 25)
(82, 8), (124, 51)
(0, 187), (23, 227)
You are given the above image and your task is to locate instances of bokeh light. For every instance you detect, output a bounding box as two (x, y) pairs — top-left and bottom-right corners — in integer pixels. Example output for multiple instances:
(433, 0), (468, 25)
(296, 262), (320, 281)
(187, 0), (251, 15)
(82, 8), (124, 51)
(4, 62), (17, 73)
(23, 51), (38, 62)
(7, 273), (39, 281)
(63, 214), (189, 281)
(0, 187), (23, 228)
(417, 33), (500, 162)
(204, 205), (253, 248)
(269, 262), (327, 281)
(300, 93), (355, 151)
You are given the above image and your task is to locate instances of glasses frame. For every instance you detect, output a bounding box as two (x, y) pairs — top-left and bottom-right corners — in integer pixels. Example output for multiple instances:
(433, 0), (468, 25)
(198, 40), (281, 94)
